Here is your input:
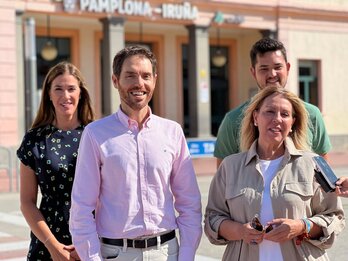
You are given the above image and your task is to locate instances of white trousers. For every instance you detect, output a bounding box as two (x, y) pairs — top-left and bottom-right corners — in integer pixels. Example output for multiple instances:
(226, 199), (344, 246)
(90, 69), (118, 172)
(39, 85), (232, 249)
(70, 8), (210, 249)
(100, 237), (179, 261)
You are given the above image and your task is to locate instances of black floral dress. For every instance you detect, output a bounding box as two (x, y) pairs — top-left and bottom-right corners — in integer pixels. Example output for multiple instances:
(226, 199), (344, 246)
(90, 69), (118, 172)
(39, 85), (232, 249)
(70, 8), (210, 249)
(17, 124), (84, 261)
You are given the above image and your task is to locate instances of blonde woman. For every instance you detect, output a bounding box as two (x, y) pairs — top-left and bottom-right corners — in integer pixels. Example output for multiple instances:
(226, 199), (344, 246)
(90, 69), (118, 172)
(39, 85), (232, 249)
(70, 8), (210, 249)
(205, 87), (344, 261)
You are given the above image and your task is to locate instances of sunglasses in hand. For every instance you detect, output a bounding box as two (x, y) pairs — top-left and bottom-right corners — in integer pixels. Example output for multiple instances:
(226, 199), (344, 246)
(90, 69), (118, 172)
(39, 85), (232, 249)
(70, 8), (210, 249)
(251, 215), (273, 233)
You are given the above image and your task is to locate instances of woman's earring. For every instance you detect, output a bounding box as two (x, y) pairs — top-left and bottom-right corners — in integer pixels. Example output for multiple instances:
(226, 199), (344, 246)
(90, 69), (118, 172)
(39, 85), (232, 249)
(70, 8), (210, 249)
(254, 122), (258, 126)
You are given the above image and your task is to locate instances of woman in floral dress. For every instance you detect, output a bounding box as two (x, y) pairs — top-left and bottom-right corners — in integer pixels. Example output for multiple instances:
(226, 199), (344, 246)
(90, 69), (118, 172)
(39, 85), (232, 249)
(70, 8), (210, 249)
(17, 61), (94, 260)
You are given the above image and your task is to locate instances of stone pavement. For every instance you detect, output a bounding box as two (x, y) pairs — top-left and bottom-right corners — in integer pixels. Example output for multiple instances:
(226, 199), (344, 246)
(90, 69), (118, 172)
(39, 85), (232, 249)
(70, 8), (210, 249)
(0, 152), (347, 260)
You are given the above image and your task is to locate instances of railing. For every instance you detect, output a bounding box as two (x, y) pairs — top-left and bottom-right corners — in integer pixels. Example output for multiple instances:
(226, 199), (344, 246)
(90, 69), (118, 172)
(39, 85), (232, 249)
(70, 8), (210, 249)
(0, 146), (19, 192)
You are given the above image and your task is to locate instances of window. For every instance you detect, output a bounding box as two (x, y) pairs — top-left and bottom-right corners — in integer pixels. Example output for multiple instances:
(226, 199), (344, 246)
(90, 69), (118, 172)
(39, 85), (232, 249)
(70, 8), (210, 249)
(299, 60), (319, 106)
(210, 46), (229, 136)
(36, 36), (71, 89)
(182, 44), (229, 136)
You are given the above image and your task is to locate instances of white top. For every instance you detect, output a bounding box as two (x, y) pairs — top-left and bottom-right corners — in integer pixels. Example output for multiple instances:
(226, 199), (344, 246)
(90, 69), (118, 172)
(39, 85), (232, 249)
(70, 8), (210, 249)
(259, 156), (284, 261)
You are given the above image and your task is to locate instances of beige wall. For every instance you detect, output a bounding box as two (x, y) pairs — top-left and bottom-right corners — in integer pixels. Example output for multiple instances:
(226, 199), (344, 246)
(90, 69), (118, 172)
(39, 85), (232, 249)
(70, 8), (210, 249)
(280, 8), (348, 137)
(289, 0), (348, 8)
(0, 4), (18, 146)
(287, 30), (348, 135)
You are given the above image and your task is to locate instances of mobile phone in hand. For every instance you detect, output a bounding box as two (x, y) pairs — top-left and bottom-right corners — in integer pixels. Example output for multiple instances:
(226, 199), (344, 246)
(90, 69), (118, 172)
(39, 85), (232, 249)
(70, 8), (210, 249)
(313, 156), (338, 193)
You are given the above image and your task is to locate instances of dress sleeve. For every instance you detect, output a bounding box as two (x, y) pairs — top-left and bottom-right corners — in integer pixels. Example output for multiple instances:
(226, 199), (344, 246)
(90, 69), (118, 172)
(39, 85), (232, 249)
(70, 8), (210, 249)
(17, 131), (37, 171)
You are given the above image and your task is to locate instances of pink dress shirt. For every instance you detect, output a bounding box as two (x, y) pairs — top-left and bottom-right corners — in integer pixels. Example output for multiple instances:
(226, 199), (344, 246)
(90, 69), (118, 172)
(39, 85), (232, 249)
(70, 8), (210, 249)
(70, 108), (202, 261)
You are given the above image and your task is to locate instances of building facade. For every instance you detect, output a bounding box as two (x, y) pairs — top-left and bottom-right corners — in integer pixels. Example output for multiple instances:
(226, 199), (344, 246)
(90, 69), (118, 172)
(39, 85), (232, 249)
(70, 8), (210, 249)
(1, 0), (348, 152)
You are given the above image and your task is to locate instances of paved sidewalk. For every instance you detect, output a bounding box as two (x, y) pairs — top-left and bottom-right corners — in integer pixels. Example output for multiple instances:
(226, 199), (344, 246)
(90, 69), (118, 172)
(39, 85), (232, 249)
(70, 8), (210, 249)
(327, 151), (348, 168)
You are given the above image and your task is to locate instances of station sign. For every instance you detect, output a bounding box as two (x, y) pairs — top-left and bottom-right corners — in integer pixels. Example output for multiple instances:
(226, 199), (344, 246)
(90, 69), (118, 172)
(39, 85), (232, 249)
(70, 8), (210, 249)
(63, 0), (198, 20)
(187, 138), (216, 158)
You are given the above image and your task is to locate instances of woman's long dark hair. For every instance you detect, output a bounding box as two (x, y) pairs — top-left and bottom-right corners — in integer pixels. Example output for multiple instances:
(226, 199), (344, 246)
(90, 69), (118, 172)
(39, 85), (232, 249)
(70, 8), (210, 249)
(31, 61), (95, 129)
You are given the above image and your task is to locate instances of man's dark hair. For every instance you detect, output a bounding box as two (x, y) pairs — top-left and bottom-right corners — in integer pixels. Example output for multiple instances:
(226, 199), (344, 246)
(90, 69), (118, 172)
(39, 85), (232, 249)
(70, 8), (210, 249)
(112, 45), (157, 78)
(249, 38), (287, 68)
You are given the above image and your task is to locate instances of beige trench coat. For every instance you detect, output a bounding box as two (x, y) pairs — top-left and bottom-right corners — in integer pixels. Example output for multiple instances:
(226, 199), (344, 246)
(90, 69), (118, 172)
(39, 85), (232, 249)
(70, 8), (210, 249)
(204, 138), (345, 261)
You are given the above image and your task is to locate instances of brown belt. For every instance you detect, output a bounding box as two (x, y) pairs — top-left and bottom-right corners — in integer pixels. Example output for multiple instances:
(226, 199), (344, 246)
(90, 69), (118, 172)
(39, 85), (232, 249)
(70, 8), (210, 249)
(100, 230), (176, 248)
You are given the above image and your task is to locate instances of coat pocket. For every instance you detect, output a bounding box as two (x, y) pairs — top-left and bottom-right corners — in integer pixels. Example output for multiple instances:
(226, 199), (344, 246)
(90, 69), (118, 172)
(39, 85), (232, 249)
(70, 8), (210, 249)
(225, 187), (261, 218)
(285, 182), (314, 197)
(283, 182), (314, 216)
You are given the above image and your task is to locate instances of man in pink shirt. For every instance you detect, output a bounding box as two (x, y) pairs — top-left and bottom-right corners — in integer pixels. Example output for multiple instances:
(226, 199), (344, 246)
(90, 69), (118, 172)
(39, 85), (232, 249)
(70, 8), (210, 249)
(69, 46), (202, 261)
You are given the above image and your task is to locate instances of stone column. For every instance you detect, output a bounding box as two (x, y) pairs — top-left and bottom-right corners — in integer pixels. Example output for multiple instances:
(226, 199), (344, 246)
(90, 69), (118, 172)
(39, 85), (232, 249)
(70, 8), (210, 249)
(24, 17), (37, 129)
(99, 17), (125, 115)
(16, 11), (25, 137)
(186, 25), (211, 137)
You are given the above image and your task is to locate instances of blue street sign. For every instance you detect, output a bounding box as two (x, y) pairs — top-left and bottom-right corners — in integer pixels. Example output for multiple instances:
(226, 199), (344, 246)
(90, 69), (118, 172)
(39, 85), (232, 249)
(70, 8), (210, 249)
(187, 138), (216, 158)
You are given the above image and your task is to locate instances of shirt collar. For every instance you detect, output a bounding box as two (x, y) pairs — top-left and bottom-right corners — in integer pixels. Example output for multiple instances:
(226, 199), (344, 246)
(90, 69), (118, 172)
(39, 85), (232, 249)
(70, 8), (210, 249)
(116, 106), (153, 130)
(245, 137), (303, 166)
(142, 107), (153, 128)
